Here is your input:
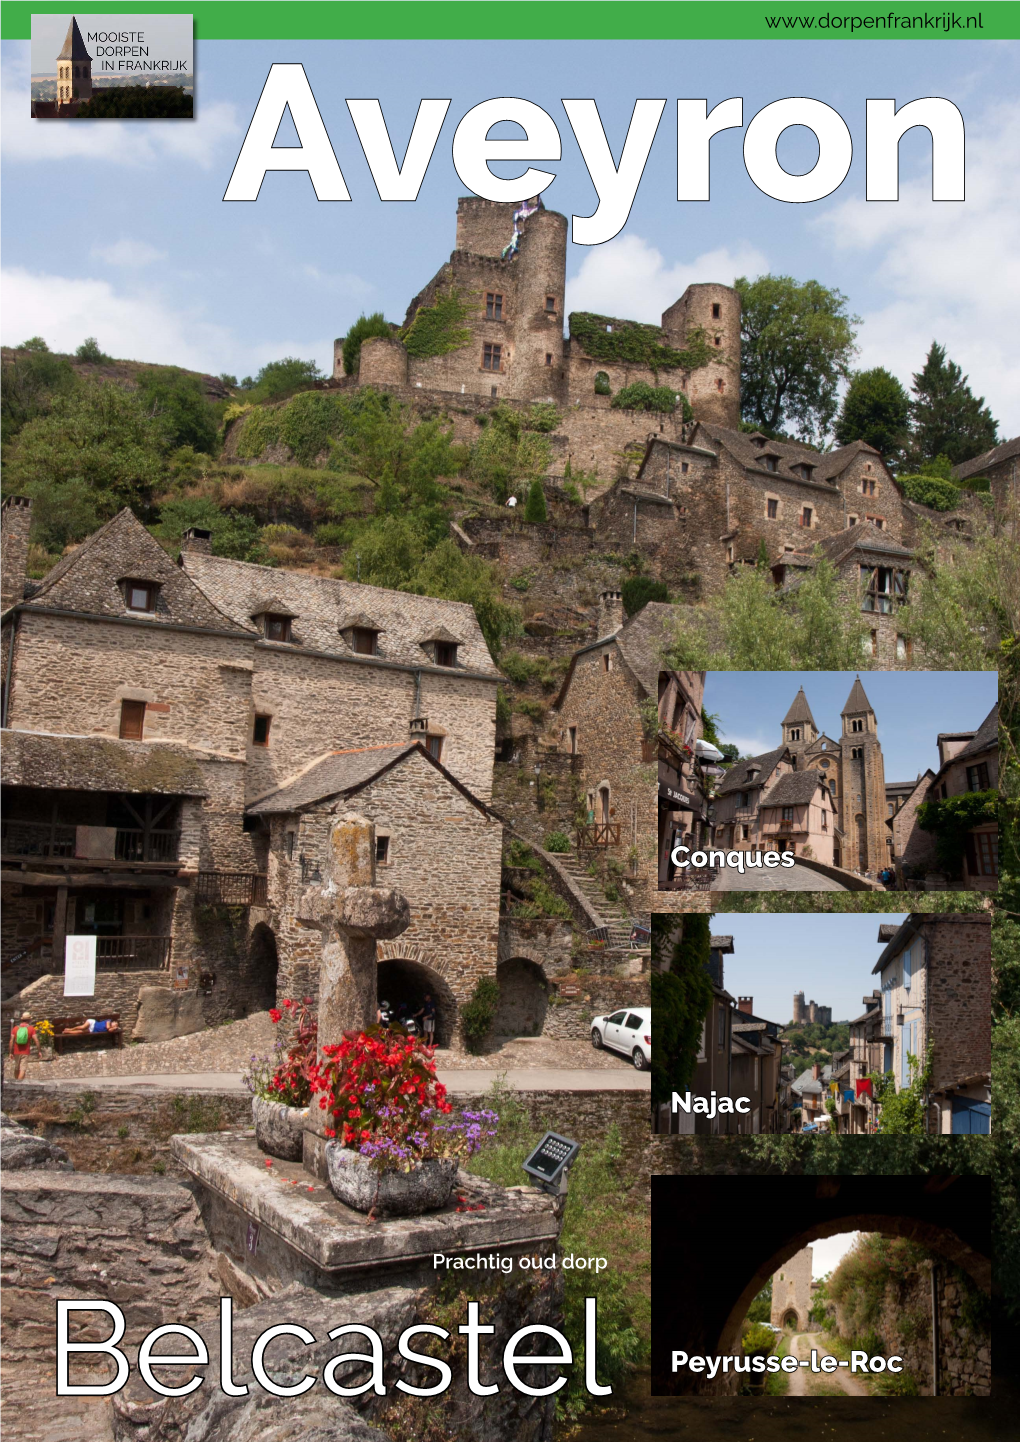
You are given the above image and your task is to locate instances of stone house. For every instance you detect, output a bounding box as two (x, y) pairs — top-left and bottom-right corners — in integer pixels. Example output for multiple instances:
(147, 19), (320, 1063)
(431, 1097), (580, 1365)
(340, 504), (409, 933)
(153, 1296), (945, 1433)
(885, 771), (938, 881)
(656, 669), (708, 886)
(731, 995), (787, 1135)
(1, 499), (506, 1043)
(871, 914), (992, 1134)
(791, 1061), (833, 1132)
(926, 706), (999, 890)
(756, 769), (839, 865)
(710, 746), (795, 853)
(952, 434), (1019, 514)
(545, 596), (689, 911)
(831, 988), (885, 1134)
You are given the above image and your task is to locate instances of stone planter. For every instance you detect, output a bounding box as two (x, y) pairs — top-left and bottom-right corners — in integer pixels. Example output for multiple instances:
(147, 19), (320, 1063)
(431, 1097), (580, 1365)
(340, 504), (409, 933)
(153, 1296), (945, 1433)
(325, 1143), (458, 1217)
(252, 1095), (307, 1161)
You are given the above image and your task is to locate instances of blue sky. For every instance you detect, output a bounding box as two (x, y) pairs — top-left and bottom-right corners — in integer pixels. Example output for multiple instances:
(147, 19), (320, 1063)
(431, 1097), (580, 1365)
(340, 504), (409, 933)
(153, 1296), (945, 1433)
(2, 37), (1017, 434)
(710, 912), (910, 1026)
(704, 670), (999, 782)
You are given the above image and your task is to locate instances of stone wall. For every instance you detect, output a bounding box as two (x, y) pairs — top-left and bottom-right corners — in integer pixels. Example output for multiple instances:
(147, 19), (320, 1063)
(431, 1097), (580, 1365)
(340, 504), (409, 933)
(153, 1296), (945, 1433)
(0, 969), (171, 1039)
(541, 974), (651, 1043)
(924, 916), (992, 1096)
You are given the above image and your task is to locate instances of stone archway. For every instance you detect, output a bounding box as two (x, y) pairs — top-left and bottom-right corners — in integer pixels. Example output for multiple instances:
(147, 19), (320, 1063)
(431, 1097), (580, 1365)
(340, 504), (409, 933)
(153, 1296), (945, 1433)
(376, 943), (459, 1048)
(247, 922), (279, 1013)
(494, 957), (549, 1038)
(781, 1308), (801, 1330)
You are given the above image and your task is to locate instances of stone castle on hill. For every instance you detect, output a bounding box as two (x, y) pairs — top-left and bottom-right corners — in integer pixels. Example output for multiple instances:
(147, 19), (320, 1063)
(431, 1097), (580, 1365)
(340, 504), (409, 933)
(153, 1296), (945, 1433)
(310, 196), (998, 669)
(792, 992), (833, 1028)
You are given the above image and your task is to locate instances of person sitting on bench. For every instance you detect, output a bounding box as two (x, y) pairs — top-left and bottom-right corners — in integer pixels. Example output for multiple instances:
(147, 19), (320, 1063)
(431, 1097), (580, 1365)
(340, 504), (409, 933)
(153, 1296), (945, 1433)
(61, 1017), (121, 1037)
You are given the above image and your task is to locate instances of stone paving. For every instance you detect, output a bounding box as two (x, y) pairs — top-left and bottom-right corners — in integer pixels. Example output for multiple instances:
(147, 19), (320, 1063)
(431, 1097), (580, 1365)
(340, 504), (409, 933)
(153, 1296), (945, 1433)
(13, 1014), (633, 1084)
(711, 861), (848, 891)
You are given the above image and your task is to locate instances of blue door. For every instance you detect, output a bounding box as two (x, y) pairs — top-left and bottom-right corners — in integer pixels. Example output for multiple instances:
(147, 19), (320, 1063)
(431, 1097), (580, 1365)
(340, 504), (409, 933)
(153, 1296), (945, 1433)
(951, 1097), (991, 1134)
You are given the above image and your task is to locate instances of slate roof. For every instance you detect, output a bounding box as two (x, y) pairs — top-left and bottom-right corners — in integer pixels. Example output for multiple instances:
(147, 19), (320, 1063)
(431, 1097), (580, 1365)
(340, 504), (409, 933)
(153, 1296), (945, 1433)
(953, 435), (1020, 481)
(877, 924), (900, 942)
(181, 552), (500, 677)
(690, 423), (836, 487)
(552, 599), (687, 707)
(791, 1062), (832, 1096)
(1, 729), (208, 796)
(929, 704), (998, 789)
(760, 769), (831, 808)
(841, 676), (874, 716)
(715, 746), (789, 797)
(246, 741), (490, 816)
(782, 687), (817, 728)
(710, 935), (734, 952)
(58, 18), (91, 60)
(20, 509), (252, 634)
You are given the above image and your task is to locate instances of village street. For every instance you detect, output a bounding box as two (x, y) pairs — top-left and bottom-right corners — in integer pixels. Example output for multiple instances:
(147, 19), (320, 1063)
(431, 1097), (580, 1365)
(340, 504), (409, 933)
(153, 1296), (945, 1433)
(711, 862), (853, 891)
(785, 1331), (870, 1397)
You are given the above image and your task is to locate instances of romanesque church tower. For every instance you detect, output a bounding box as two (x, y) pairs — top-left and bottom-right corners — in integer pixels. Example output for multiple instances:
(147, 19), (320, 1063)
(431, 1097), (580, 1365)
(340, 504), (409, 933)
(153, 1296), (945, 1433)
(57, 17), (92, 106)
(837, 676), (888, 875)
(781, 687), (818, 752)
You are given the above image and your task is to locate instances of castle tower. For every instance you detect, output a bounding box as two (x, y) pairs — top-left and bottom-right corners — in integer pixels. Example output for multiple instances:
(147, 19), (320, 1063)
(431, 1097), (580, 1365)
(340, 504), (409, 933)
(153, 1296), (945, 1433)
(503, 206), (568, 405)
(771, 1246), (814, 1332)
(838, 676), (888, 876)
(792, 991), (805, 1024)
(781, 687), (818, 752)
(660, 283), (741, 428)
(57, 17), (93, 106)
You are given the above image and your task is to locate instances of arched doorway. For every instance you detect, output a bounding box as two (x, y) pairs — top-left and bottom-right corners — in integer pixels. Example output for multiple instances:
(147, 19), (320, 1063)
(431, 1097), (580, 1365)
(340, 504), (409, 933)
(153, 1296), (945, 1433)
(494, 957), (548, 1038)
(377, 958), (457, 1048)
(248, 922), (279, 1013)
(782, 1309), (800, 1330)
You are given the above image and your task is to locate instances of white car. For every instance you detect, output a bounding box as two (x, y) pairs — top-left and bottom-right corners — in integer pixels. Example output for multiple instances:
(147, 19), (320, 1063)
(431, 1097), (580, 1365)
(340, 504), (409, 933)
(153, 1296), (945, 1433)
(591, 1007), (651, 1070)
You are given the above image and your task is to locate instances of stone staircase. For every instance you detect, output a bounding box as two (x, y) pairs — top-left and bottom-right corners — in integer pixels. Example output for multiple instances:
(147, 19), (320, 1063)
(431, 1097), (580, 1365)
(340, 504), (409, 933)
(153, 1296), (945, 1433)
(554, 850), (645, 950)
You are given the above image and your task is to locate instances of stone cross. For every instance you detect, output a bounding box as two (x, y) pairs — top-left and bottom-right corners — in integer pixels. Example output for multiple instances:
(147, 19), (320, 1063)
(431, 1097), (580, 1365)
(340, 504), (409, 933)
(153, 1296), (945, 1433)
(298, 812), (411, 1177)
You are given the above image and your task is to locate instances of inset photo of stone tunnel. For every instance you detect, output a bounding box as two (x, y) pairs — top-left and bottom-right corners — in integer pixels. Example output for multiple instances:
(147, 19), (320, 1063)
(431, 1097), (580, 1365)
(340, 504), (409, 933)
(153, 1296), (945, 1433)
(657, 668), (999, 894)
(650, 1174), (991, 1398)
(650, 912), (992, 1136)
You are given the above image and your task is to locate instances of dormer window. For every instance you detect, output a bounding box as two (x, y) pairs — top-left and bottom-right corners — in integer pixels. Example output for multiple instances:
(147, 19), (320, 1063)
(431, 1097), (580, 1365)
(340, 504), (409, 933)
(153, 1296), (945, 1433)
(434, 641), (458, 668)
(764, 455), (779, 472)
(794, 464), (815, 480)
(262, 614), (292, 642)
(351, 627), (377, 655)
(123, 580), (159, 613)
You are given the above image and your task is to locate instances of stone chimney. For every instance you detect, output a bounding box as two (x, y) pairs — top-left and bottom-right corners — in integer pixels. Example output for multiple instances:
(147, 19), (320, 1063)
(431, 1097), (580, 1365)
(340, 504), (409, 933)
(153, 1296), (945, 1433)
(1, 496), (32, 610)
(180, 527), (212, 554)
(812, 1062), (822, 1081)
(737, 996), (753, 1015)
(598, 589), (624, 636)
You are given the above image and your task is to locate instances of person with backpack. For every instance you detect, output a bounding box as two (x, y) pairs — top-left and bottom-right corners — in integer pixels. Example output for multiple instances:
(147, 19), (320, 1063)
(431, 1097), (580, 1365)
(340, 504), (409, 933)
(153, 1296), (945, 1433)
(8, 1011), (40, 1081)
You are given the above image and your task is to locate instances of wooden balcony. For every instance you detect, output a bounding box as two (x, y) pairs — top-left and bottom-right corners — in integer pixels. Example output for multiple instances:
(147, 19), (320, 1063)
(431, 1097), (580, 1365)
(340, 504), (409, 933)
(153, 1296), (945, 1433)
(575, 823), (621, 849)
(1, 819), (180, 866)
(96, 935), (172, 970)
(194, 871), (268, 907)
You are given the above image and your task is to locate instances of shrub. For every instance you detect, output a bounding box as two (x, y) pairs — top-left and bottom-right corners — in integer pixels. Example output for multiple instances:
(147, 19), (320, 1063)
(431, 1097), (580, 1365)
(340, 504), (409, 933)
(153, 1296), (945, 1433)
(523, 476), (548, 523)
(495, 687), (512, 727)
(525, 402), (562, 433)
(461, 977), (500, 1053)
(75, 337), (110, 363)
(611, 381), (681, 413)
(570, 312), (713, 374)
(916, 790), (997, 873)
(897, 474), (962, 511)
(622, 575), (670, 615)
(742, 1323), (777, 1355)
(544, 831), (571, 853)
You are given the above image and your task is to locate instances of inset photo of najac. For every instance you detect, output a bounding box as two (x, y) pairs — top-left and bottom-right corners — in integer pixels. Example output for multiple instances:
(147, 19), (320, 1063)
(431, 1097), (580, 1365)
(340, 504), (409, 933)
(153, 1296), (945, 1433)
(649, 1175), (991, 1398)
(657, 669), (999, 894)
(650, 912), (991, 1137)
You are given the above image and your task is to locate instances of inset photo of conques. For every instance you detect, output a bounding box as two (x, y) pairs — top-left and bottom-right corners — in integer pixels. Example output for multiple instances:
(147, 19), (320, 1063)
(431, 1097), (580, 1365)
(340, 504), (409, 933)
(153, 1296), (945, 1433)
(657, 669), (999, 894)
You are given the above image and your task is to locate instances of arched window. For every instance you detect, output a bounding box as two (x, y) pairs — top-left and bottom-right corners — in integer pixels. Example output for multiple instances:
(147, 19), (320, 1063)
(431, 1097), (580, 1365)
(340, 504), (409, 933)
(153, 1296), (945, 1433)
(594, 371), (611, 396)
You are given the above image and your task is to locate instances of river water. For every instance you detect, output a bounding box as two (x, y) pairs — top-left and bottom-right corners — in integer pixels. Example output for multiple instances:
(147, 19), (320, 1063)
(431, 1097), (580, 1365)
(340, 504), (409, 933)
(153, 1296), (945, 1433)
(566, 1367), (1015, 1440)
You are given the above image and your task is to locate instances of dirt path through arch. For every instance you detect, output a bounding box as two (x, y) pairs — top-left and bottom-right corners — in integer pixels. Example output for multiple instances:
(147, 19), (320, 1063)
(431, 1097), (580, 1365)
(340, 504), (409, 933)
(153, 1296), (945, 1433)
(786, 1329), (870, 1396)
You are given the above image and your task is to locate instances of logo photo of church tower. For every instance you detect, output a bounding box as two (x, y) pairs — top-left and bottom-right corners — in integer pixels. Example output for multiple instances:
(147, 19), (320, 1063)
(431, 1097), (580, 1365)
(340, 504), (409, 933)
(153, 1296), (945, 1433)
(30, 13), (194, 118)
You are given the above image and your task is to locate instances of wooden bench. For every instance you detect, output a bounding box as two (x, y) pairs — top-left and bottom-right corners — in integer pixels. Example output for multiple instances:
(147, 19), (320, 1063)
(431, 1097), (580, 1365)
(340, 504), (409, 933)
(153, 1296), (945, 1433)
(50, 1014), (124, 1054)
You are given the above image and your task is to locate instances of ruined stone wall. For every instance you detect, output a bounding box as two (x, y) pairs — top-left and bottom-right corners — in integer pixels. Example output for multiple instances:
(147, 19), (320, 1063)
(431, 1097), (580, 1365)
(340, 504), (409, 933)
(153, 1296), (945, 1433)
(923, 916), (992, 1097)
(357, 335), (408, 387)
(587, 487), (699, 592)
(247, 646), (497, 804)
(661, 284), (741, 429)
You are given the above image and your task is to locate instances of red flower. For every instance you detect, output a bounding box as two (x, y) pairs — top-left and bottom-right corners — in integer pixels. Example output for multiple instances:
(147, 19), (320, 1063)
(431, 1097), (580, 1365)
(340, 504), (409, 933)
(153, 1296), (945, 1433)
(269, 1008), (282, 1023)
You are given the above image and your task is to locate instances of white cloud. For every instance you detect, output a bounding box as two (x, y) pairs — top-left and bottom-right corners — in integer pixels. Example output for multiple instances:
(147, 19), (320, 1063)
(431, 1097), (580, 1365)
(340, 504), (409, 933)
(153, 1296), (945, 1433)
(816, 99), (1020, 436)
(3, 45), (240, 171)
(0, 266), (335, 378)
(90, 238), (167, 268)
(810, 1233), (861, 1281)
(564, 234), (768, 324)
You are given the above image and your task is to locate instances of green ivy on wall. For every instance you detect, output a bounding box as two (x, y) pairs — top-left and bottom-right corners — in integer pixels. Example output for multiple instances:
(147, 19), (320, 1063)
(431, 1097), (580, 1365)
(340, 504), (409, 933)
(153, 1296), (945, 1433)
(611, 382), (693, 417)
(915, 790), (998, 873)
(400, 287), (474, 359)
(569, 313), (715, 375)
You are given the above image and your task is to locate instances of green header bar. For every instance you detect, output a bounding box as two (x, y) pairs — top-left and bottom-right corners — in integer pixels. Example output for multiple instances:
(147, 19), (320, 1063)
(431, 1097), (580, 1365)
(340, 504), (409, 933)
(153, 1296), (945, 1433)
(5, 2), (1019, 41)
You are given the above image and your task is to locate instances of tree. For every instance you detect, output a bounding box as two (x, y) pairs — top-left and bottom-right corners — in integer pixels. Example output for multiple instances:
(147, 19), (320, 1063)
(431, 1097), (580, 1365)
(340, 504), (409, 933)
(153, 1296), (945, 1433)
(136, 368), (218, 454)
(341, 313), (393, 377)
(1, 345), (75, 446)
(241, 356), (322, 404)
(523, 476), (548, 523)
(470, 406), (550, 504)
(735, 274), (859, 444)
(75, 337), (110, 363)
(651, 914), (715, 1106)
(151, 497), (267, 564)
(833, 367), (910, 462)
(907, 342), (998, 467)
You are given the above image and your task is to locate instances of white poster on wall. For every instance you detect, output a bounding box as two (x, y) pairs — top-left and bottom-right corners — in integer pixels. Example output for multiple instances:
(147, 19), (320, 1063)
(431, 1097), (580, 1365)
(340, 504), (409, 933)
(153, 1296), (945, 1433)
(63, 935), (97, 997)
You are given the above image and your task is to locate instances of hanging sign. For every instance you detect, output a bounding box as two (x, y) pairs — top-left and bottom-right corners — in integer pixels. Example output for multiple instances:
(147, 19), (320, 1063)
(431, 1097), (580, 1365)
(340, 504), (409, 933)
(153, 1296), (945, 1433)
(63, 935), (97, 997)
